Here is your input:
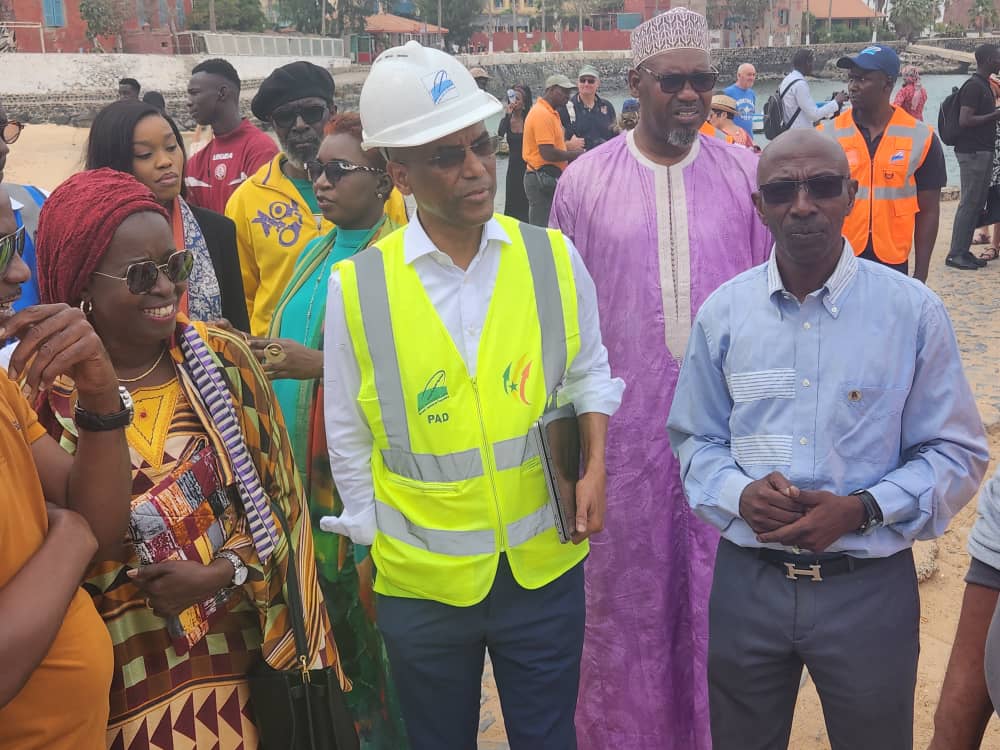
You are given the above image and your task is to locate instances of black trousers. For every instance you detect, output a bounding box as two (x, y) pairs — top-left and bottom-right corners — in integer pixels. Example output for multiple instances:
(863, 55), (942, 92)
(708, 539), (919, 750)
(377, 555), (585, 750)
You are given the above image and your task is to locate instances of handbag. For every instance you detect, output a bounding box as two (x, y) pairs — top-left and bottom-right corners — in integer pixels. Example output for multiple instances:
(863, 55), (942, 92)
(248, 502), (360, 750)
(979, 183), (1000, 227)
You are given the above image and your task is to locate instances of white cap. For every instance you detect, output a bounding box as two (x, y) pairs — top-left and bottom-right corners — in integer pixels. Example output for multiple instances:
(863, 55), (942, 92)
(360, 41), (503, 150)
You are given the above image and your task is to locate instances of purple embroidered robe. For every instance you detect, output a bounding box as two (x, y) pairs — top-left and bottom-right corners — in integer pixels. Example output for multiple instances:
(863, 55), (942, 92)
(550, 132), (773, 750)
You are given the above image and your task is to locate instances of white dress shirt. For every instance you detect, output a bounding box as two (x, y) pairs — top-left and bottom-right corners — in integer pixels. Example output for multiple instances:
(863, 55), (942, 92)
(780, 70), (840, 129)
(321, 215), (625, 545)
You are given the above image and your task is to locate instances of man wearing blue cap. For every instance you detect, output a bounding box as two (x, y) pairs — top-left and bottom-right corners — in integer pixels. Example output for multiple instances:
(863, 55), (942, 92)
(817, 45), (946, 282)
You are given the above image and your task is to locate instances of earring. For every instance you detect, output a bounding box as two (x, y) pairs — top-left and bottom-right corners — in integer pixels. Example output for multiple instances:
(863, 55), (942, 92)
(79, 299), (93, 315)
(376, 192), (384, 200)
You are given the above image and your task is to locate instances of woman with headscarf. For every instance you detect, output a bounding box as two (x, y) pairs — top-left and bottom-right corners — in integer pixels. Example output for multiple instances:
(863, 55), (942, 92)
(86, 99), (250, 331)
(497, 84), (532, 221)
(33, 168), (345, 748)
(893, 65), (928, 121)
(248, 113), (408, 749)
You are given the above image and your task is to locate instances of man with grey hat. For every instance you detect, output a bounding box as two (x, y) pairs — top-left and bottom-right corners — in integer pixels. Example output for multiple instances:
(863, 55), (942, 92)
(560, 64), (618, 151)
(522, 73), (586, 226)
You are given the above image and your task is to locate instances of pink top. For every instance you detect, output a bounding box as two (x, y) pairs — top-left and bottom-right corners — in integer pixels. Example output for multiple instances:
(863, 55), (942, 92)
(893, 82), (928, 121)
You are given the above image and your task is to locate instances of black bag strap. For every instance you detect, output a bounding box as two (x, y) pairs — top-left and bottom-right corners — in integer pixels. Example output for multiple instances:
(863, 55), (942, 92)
(271, 503), (311, 669)
(779, 78), (804, 126)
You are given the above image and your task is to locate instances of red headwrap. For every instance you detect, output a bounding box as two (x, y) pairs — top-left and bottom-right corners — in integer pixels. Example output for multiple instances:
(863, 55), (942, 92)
(36, 168), (169, 307)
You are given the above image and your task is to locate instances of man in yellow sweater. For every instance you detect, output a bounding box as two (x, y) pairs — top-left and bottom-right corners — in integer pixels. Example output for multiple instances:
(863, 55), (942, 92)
(226, 61), (406, 335)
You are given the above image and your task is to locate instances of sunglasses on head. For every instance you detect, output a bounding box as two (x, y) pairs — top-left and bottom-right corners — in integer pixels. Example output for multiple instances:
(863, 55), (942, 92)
(271, 104), (327, 129)
(92, 249), (194, 295)
(425, 135), (500, 170)
(0, 226), (25, 277)
(758, 175), (847, 205)
(306, 158), (384, 185)
(1, 120), (23, 145)
(639, 67), (719, 94)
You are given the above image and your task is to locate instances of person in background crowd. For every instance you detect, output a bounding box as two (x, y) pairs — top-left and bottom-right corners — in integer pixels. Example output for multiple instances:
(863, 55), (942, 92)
(893, 65), (927, 120)
(498, 84), (532, 222)
(323, 40), (622, 750)
(723, 62), (757, 137)
(947, 44), (1000, 270)
(227, 61), (407, 336)
(669, 128), (988, 750)
(141, 91), (166, 115)
(780, 49), (846, 129)
(118, 78), (140, 100)
(86, 99), (250, 330)
(185, 58), (279, 214)
(0, 184), (129, 750)
(817, 45), (945, 282)
(561, 64), (618, 151)
(469, 66), (491, 91)
(619, 97), (640, 130)
(34, 168), (345, 749)
(971, 72), (1000, 259)
(522, 74), (586, 226)
(549, 9), (772, 750)
(0, 97), (46, 311)
(709, 93), (754, 147)
(250, 113), (408, 749)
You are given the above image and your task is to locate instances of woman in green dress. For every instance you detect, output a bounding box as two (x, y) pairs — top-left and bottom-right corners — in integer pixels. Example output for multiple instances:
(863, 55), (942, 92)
(249, 113), (408, 749)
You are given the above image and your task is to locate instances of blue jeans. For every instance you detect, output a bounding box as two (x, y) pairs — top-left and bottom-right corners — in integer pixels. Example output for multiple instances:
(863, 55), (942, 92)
(377, 555), (585, 750)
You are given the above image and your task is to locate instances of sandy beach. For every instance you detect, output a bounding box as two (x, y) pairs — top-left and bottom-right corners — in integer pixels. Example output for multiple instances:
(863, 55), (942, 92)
(9, 122), (1000, 750)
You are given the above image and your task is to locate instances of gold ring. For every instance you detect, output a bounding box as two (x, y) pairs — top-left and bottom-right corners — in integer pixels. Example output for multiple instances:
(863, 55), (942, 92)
(144, 598), (153, 611)
(263, 343), (287, 365)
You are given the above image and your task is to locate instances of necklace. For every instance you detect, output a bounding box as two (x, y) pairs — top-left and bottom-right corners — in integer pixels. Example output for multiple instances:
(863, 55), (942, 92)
(117, 348), (168, 384)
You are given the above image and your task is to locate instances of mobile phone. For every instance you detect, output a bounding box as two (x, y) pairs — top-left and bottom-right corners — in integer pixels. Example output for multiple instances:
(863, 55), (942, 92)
(507, 89), (517, 103)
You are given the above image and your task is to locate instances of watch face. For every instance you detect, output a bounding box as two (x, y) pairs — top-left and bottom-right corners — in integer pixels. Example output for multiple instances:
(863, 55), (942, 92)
(233, 564), (248, 586)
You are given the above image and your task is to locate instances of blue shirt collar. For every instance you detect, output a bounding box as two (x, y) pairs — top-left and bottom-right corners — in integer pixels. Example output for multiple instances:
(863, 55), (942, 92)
(767, 239), (858, 319)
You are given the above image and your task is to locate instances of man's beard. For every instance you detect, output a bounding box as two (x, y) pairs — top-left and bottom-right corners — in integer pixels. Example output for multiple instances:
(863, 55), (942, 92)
(667, 127), (698, 148)
(279, 132), (320, 170)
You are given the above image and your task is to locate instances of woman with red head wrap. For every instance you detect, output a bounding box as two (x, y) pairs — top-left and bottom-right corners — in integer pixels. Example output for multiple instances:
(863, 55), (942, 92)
(34, 168), (348, 749)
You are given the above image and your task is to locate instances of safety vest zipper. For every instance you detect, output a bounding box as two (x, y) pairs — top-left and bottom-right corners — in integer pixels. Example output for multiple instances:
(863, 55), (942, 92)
(868, 143), (875, 250)
(472, 377), (506, 550)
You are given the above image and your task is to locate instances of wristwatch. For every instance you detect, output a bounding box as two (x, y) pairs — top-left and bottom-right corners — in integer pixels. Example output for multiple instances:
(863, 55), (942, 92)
(215, 549), (248, 587)
(851, 489), (883, 535)
(74, 386), (134, 431)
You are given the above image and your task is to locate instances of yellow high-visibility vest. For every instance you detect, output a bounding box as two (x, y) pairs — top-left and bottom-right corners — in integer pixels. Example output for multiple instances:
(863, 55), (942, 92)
(337, 215), (587, 606)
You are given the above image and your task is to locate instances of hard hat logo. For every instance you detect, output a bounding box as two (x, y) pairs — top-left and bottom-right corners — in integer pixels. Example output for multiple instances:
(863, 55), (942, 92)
(426, 70), (459, 106)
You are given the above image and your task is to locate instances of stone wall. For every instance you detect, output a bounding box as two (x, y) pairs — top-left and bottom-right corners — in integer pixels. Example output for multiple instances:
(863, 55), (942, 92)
(916, 35), (1000, 53)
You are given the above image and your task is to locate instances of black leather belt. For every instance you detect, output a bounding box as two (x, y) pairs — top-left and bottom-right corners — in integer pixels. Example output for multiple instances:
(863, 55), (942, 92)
(755, 547), (879, 582)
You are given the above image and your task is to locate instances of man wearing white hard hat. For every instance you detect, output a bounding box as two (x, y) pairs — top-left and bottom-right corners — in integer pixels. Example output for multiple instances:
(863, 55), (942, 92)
(319, 40), (623, 748)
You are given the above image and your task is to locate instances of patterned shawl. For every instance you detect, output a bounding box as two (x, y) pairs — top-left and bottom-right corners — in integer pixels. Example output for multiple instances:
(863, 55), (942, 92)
(173, 196), (223, 321)
(38, 316), (344, 679)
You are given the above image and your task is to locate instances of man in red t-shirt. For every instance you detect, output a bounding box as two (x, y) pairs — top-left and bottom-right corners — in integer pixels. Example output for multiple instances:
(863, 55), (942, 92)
(185, 58), (278, 214)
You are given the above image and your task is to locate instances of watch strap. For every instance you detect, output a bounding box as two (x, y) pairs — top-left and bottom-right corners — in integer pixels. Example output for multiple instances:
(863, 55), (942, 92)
(74, 386), (133, 432)
(851, 489), (883, 534)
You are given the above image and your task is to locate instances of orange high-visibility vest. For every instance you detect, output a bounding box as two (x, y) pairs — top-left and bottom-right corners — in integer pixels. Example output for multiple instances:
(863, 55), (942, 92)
(700, 121), (734, 143)
(818, 107), (933, 265)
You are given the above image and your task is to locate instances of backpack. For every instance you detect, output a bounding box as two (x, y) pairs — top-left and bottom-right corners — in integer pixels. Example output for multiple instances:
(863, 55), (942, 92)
(762, 78), (803, 140)
(938, 80), (973, 146)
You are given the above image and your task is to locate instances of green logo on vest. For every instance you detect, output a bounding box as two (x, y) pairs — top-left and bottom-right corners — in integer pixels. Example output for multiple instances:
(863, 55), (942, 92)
(417, 370), (449, 414)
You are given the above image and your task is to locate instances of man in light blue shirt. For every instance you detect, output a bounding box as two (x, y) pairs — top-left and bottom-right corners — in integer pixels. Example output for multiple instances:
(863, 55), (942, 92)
(668, 129), (988, 750)
(723, 63), (756, 138)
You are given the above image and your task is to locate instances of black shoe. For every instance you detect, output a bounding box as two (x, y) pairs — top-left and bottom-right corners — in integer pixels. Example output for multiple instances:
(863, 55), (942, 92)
(946, 253), (981, 270)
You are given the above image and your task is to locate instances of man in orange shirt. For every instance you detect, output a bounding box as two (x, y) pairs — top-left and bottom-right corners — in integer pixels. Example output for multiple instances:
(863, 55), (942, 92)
(0, 187), (131, 749)
(522, 73), (586, 225)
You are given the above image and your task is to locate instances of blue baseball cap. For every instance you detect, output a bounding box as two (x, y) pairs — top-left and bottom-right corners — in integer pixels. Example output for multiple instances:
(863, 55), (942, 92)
(836, 45), (900, 78)
(622, 97), (640, 113)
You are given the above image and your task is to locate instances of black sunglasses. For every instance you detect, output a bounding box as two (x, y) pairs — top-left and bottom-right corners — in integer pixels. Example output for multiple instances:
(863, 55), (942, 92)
(758, 175), (847, 205)
(1, 120), (23, 145)
(306, 158), (384, 185)
(0, 226), (25, 276)
(639, 67), (719, 94)
(92, 249), (194, 295)
(271, 104), (328, 129)
(425, 135), (501, 170)
(579, 76), (597, 84)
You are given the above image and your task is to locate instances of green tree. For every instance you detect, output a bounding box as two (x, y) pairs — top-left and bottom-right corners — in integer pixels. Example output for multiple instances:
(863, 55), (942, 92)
(890, 0), (937, 40)
(727, 0), (770, 44)
(78, 0), (130, 51)
(414, 0), (479, 47)
(969, 0), (998, 35)
(331, 0), (377, 36)
(190, 0), (266, 31)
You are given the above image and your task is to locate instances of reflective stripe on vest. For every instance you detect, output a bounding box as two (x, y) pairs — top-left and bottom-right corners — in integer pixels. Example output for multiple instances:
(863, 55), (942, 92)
(353, 221), (566, 485)
(700, 121), (734, 143)
(820, 108), (932, 264)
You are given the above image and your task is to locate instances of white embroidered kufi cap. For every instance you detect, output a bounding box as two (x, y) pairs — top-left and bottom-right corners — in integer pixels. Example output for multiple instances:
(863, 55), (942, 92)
(631, 7), (709, 67)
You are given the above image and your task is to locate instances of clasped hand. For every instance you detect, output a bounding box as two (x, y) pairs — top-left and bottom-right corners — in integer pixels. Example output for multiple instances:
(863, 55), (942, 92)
(738, 471), (865, 553)
(127, 559), (233, 619)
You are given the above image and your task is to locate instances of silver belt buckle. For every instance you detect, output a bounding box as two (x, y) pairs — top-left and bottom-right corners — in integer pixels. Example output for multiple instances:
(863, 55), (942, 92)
(784, 562), (823, 582)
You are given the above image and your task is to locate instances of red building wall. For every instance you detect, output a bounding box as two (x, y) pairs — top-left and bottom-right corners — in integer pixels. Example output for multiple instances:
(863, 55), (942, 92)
(7, 0), (192, 53)
(470, 29), (633, 51)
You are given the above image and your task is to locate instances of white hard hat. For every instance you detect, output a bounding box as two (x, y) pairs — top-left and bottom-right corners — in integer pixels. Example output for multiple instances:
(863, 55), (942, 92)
(360, 41), (503, 151)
